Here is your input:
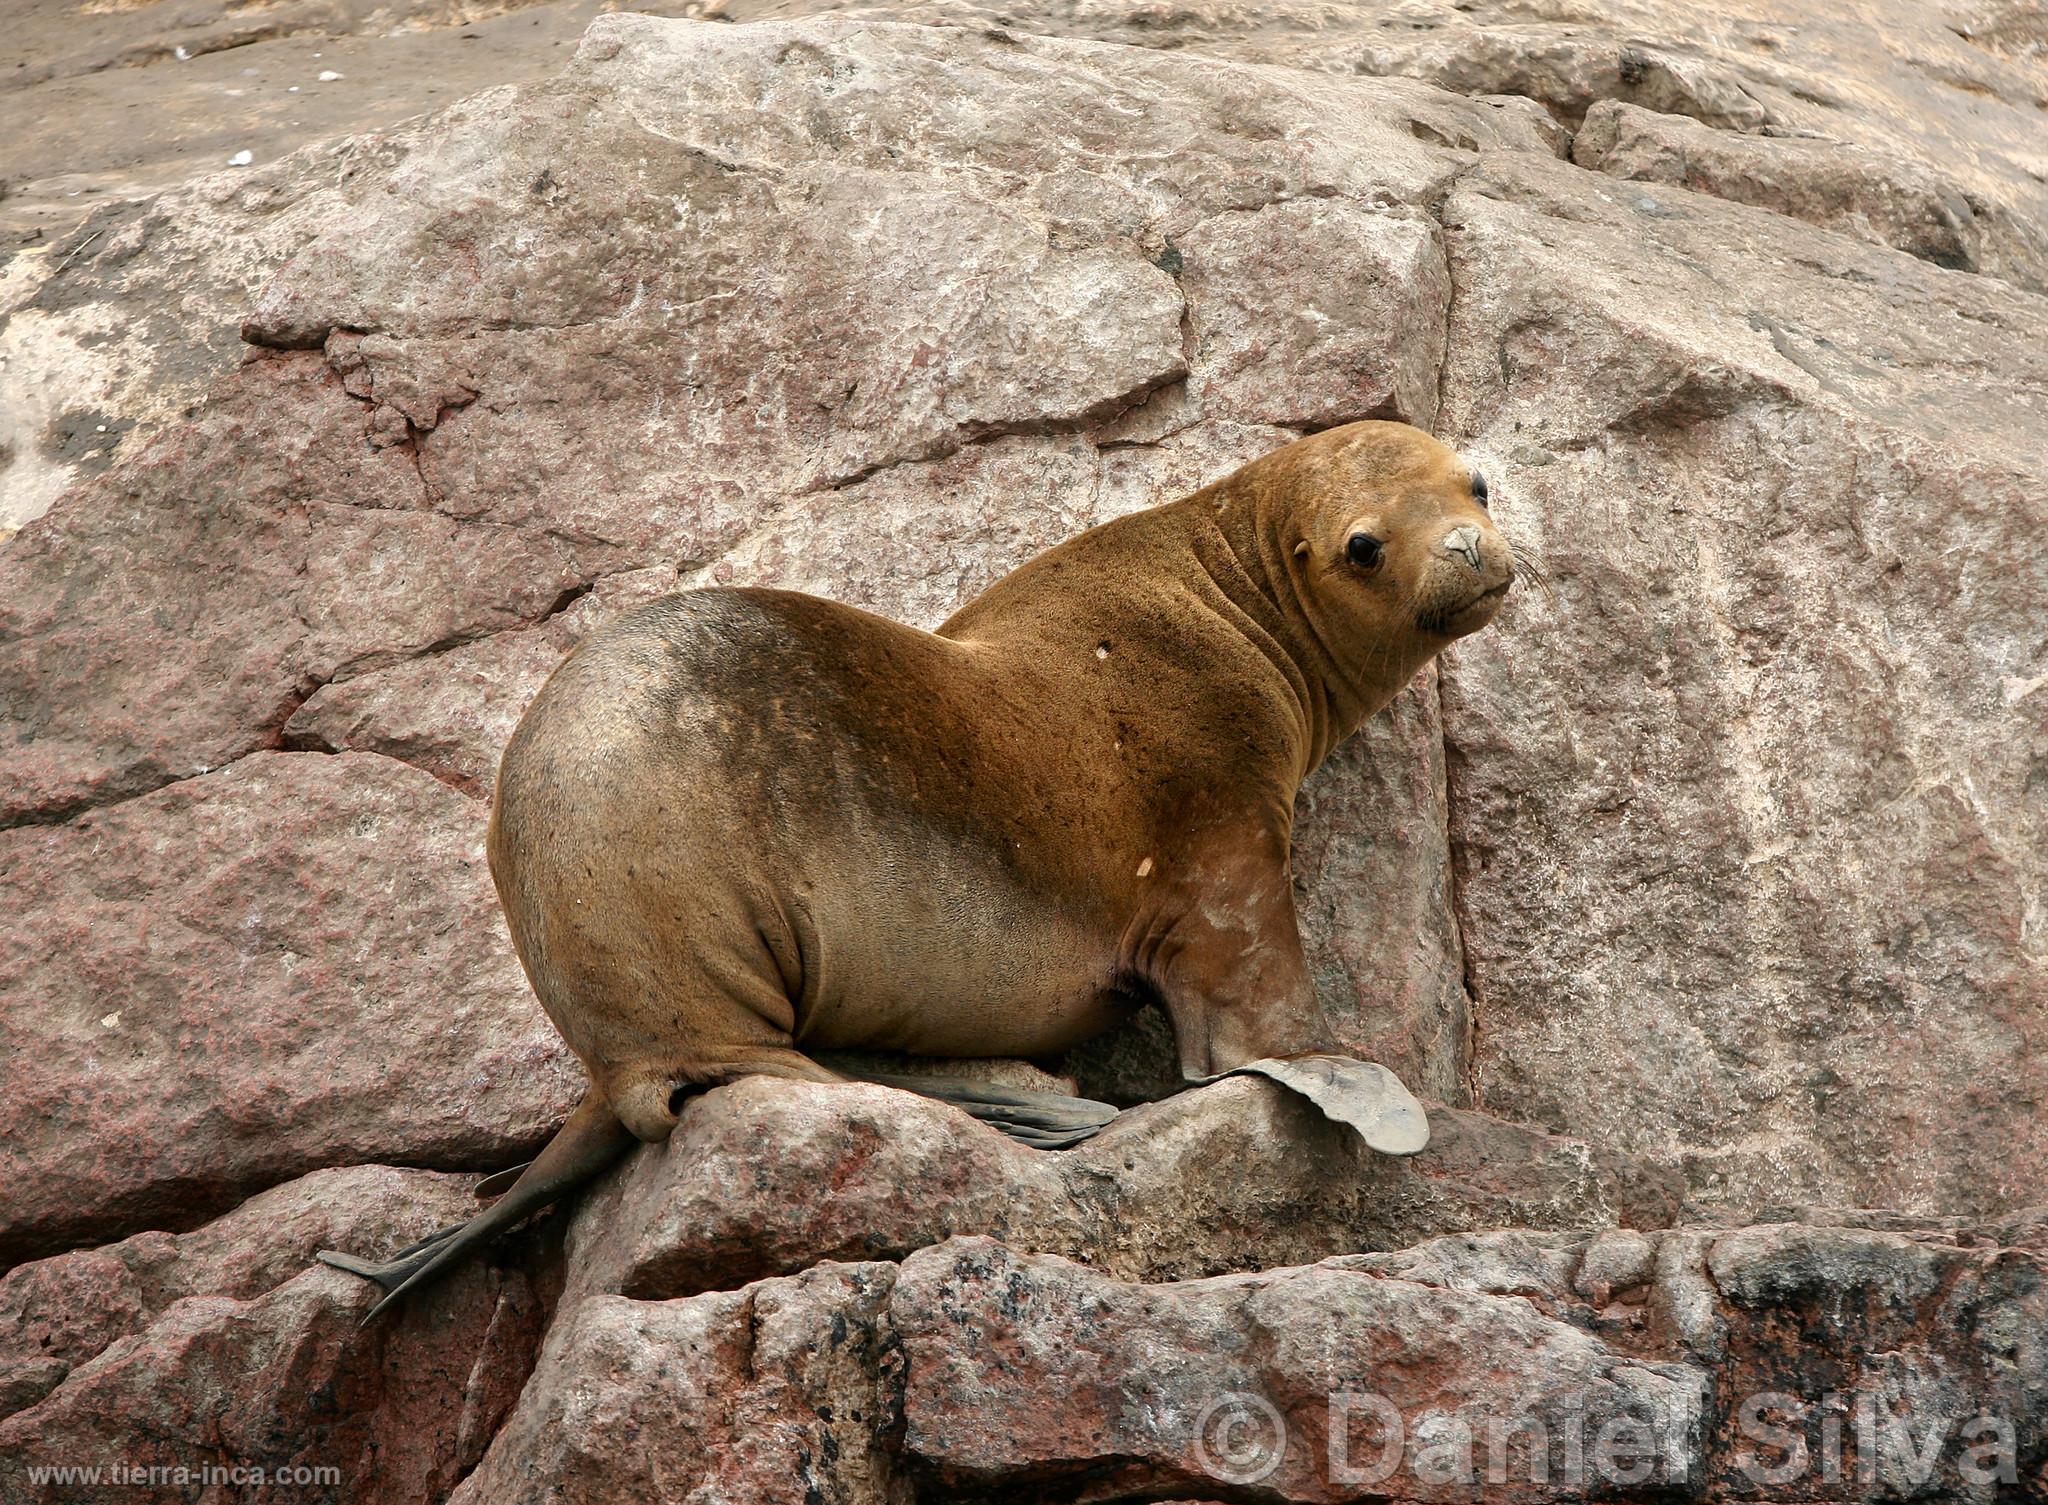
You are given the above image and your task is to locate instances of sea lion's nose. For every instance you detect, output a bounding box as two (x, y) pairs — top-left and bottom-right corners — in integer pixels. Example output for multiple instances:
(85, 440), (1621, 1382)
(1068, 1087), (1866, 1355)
(1441, 524), (1483, 571)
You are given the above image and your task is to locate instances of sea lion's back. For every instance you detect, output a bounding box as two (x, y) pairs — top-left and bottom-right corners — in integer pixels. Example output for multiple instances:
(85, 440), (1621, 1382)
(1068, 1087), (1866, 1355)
(488, 586), (1119, 1056)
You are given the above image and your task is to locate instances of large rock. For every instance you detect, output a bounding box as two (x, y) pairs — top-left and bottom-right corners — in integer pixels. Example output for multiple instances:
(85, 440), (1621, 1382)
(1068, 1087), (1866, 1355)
(0, 750), (580, 1263)
(17, 0), (2048, 528)
(0, 1164), (548, 1505)
(448, 1262), (906, 1505)
(0, 152), (346, 539)
(2, 13), (1551, 1274)
(728, 0), (2048, 293)
(505, 1075), (1681, 1305)
(0, 1165), (497, 1421)
(1572, 99), (2048, 288)
(1433, 147), (2048, 1215)
(892, 1238), (1708, 1501)
(0, 347), (607, 824)
(0, 0), (2043, 1303)
(2, 4), (2046, 1496)
(451, 1220), (2047, 1502)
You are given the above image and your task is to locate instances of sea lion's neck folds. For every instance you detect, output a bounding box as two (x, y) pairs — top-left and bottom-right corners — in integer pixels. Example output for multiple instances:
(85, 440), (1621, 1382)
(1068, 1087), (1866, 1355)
(1185, 511), (1340, 781)
(1195, 486), (1408, 778)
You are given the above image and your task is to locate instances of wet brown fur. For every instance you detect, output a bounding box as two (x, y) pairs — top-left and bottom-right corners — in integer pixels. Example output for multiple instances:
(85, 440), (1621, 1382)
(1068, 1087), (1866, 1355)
(325, 420), (1514, 1315)
(492, 419), (1513, 1138)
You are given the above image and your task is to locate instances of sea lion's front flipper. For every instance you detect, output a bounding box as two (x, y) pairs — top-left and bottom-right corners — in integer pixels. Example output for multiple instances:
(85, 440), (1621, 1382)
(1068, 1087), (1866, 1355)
(847, 1071), (1121, 1149)
(1199, 1054), (1431, 1156)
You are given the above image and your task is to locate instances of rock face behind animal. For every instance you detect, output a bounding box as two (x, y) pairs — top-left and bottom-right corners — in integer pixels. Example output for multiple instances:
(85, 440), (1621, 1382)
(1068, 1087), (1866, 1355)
(2, 6), (2046, 1500)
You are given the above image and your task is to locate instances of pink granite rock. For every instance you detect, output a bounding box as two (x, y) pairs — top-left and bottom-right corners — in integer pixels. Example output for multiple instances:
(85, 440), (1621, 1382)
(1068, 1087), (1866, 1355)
(375, 1214), (2048, 1503)
(0, 1166), (548, 1505)
(893, 1237), (1708, 1501)
(447, 1262), (904, 1505)
(0, 751), (580, 1263)
(546, 1075), (1679, 1305)
(1572, 99), (2048, 290)
(0, 0), (2042, 1395)
(1434, 148), (2048, 1215)
(0, 1165), (487, 1421)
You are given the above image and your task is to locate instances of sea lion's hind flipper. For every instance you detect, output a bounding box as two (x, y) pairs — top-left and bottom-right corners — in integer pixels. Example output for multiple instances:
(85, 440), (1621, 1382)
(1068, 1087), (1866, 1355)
(316, 1223), (463, 1291)
(1197, 1054), (1431, 1156)
(314, 1088), (634, 1323)
(472, 1161), (533, 1200)
(848, 1071), (1120, 1149)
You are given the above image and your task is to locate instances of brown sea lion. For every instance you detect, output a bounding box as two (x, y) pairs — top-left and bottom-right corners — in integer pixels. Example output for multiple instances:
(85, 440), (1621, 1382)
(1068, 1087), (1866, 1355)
(319, 419), (1514, 1316)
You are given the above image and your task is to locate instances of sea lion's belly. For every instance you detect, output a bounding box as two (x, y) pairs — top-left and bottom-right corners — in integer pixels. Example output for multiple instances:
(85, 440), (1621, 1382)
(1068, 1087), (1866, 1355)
(501, 585), (1145, 1068)
(791, 845), (1132, 1057)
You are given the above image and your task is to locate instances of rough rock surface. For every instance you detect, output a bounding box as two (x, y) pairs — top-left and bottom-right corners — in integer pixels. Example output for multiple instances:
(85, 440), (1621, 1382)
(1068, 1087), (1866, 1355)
(725, 0), (2048, 290)
(0, 1165), (549, 1505)
(0, 751), (582, 1263)
(2, 14), (1521, 1201)
(534, 1076), (1682, 1304)
(451, 1224), (2046, 1503)
(1433, 147), (2048, 1214)
(9, 3), (2041, 1217)
(1571, 99), (2048, 287)
(2, 4), (2046, 1501)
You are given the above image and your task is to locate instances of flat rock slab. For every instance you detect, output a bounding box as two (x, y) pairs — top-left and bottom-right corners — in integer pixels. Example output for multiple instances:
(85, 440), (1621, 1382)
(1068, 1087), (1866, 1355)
(0, 751), (581, 1264)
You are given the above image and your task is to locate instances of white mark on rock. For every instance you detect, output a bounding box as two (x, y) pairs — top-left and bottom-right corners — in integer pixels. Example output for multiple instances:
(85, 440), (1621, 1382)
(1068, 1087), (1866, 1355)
(227, 150), (254, 166)
(100, 1012), (120, 1029)
(1136, 856), (1154, 878)
(1743, 837), (1794, 867)
(2002, 671), (2048, 706)
(318, 70), (344, 81)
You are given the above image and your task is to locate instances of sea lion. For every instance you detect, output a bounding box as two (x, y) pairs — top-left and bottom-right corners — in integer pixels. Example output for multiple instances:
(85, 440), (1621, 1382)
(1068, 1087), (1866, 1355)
(319, 419), (1514, 1316)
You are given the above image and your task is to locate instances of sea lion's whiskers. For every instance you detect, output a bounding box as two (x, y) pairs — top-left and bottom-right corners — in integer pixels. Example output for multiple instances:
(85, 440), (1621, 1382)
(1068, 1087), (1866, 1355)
(1509, 539), (1554, 596)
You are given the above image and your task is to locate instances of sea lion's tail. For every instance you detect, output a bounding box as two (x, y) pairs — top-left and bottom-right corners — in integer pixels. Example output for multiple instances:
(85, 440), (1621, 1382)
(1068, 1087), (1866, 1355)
(315, 1088), (634, 1321)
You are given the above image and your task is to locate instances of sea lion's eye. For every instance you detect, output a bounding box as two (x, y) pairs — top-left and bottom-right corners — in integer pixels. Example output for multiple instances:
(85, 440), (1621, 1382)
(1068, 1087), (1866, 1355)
(1347, 533), (1383, 568)
(1471, 470), (1490, 508)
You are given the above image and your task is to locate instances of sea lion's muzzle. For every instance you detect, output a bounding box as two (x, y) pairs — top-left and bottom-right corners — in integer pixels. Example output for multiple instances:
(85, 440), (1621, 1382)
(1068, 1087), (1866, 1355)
(1417, 526), (1514, 638)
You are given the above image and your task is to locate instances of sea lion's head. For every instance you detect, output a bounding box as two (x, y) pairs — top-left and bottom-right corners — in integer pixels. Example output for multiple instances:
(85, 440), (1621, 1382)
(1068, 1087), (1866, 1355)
(1273, 421), (1514, 653)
